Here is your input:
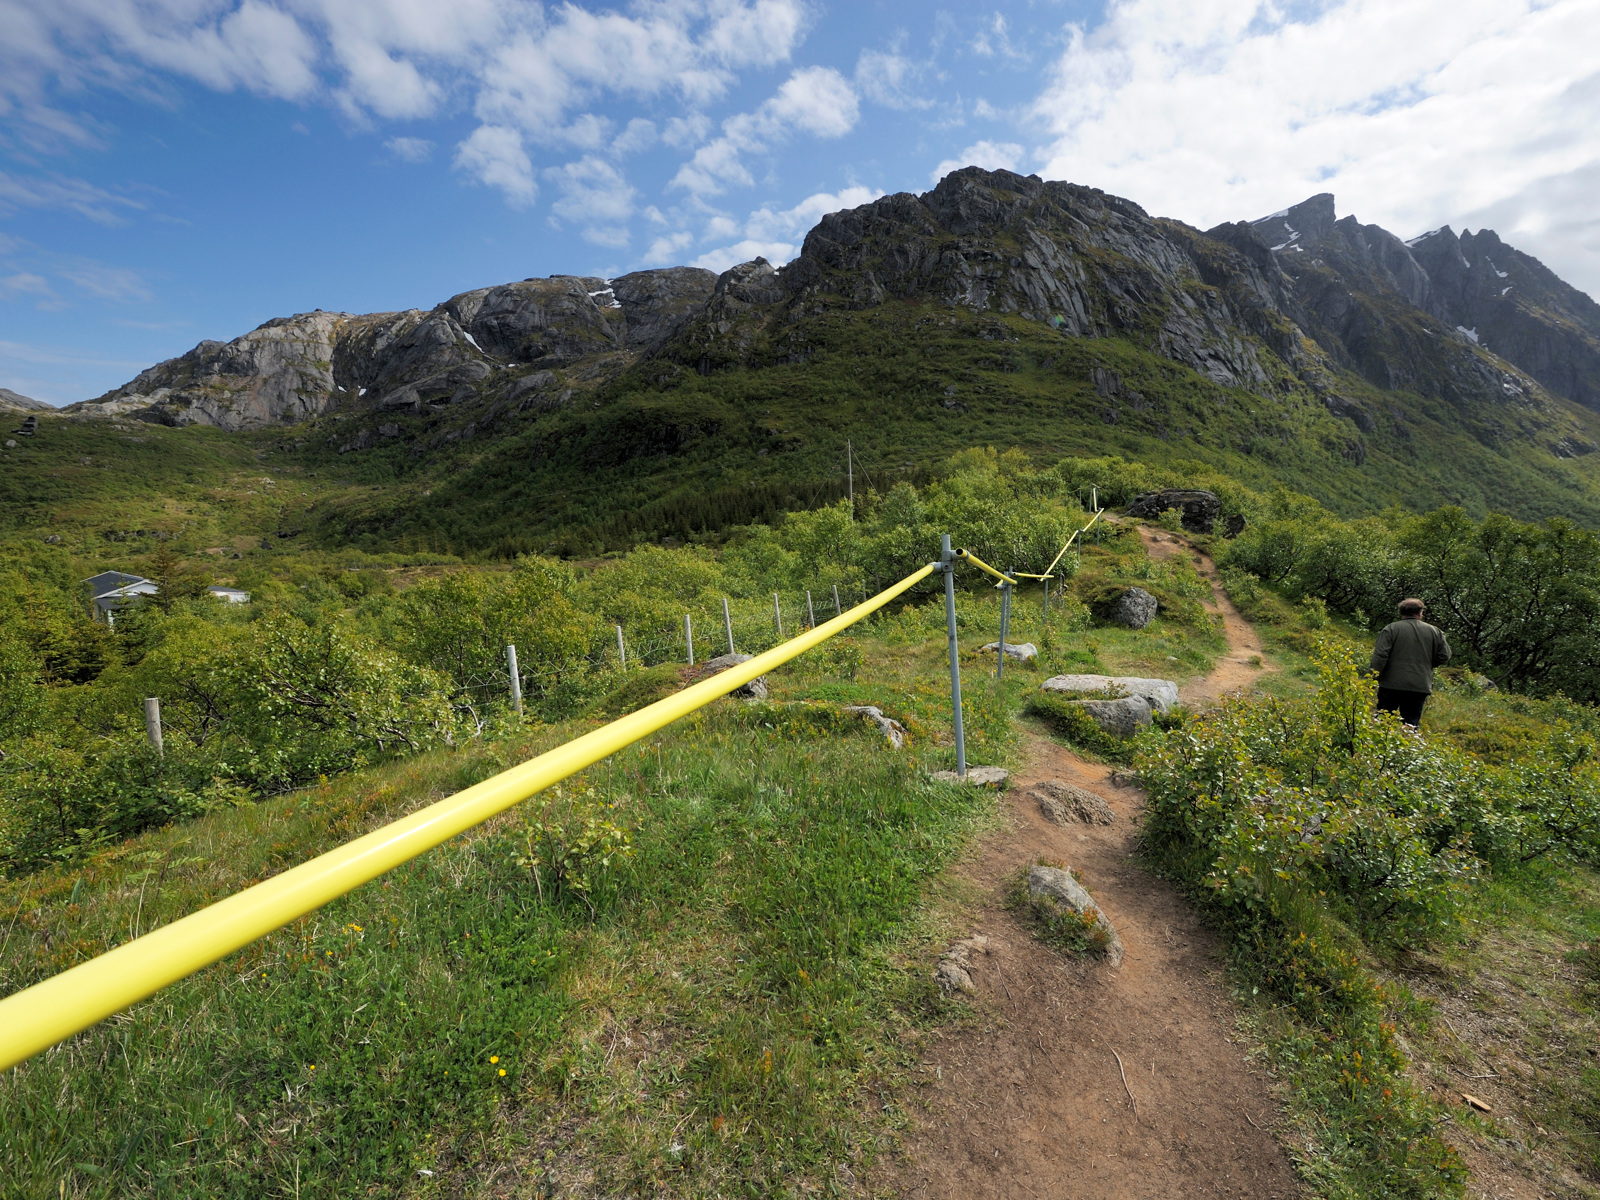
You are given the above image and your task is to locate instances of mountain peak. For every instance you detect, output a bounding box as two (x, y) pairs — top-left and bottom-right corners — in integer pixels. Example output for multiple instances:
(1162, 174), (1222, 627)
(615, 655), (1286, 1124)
(1250, 193), (1337, 252)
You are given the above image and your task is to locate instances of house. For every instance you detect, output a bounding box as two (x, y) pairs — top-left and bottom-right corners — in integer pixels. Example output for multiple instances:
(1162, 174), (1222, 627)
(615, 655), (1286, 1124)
(83, 572), (250, 622)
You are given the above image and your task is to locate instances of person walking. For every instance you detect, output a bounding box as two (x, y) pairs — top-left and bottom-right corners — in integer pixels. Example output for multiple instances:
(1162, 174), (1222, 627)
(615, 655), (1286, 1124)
(1369, 598), (1452, 729)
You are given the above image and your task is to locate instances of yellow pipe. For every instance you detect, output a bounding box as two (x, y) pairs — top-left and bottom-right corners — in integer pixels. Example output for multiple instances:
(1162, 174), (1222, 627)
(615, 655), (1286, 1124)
(0, 562), (940, 1072)
(953, 549), (1015, 586)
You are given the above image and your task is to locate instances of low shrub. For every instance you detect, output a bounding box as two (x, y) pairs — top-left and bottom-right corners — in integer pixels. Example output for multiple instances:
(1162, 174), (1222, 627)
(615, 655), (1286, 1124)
(1024, 691), (1134, 761)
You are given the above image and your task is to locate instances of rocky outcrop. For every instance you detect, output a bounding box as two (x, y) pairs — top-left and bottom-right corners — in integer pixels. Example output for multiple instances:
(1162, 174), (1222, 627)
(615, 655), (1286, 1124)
(1025, 865), (1123, 966)
(1041, 674), (1178, 714)
(1126, 488), (1221, 533)
(1032, 780), (1115, 825)
(65, 267), (719, 431)
(1108, 587), (1159, 629)
(0, 388), (50, 413)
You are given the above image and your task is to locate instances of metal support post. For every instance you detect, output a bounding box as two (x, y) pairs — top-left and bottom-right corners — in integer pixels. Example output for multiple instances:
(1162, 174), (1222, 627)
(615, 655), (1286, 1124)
(997, 579), (1012, 680)
(723, 597), (735, 655)
(506, 644), (523, 714)
(616, 625), (626, 667)
(685, 614), (694, 665)
(773, 593), (784, 639)
(806, 590), (816, 629)
(941, 535), (966, 779)
(144, 697), (164, 757)
(833, 584), (841, 616)
(1043, 577), (1050, 621)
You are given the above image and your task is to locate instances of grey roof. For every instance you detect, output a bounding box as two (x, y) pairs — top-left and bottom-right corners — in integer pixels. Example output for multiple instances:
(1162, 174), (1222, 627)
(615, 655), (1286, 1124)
(83, 570), (151, 597)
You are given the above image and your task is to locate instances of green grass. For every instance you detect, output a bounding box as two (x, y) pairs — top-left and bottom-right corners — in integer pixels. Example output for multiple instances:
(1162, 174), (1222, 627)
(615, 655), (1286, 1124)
(0, 622), (1023, 1199)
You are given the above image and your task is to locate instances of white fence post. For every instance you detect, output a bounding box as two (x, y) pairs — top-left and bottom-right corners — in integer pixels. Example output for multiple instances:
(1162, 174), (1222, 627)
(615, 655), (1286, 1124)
(506, 644), (523, 714)
(616, 624), (627, 667)
(806, 590), (816, 629)
(144, 697), (164, 757)
(685, 613), (694, 665)
(723, 597), (735, 655)
(773, 593), (783, 639)
(833, 584), (841, 616)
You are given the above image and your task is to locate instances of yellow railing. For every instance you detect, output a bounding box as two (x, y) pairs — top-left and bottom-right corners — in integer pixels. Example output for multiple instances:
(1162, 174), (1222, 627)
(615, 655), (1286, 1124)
(0, 562), (940, 1072)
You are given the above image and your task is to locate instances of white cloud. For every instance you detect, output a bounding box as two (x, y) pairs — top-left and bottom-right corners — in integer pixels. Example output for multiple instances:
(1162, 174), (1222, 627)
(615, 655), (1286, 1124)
(453, 124), (536, 207)
(612, 117), (657, 156)
(0, 272), (57, 303)
(645, 230), (695, 263)
(385, 136), (434, 162)
(689, 184), (882, 271)
(58, 262), (151, 302)
(547, 155), (636, 247)
(671, 65), (859, 195)
(856, 48), (929, 110)
(0, 171), (144, 224)
(1031, 0), (1600, 296)
(932, 140), (1025, 185)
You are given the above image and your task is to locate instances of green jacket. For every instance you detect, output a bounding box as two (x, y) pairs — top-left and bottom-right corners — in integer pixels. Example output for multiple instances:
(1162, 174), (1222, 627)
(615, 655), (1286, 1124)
(1370, 618), (1452, 694)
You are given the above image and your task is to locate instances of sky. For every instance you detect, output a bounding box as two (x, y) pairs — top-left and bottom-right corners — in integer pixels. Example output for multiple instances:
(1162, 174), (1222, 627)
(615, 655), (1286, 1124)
(2, 0), (1597, 406)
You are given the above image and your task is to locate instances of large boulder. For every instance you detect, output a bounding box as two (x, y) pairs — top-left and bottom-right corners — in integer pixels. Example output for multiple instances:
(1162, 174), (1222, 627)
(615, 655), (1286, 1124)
(1126, 488), (1222, 533)
(1109, 587), (1159, 629)
(1041, 674), (1178, 714)
(1072, 696), (1153, 737)
(1026, 865), (1123, 966)
(980, 640), (1038, 661)
(698, 652), (767, 700)
(1032, 779), (1115, 825)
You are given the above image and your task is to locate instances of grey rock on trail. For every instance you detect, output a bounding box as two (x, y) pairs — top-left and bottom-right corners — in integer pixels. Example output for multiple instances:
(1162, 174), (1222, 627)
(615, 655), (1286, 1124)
(1041, 674), (1179, 714)
(933, 934), (995, 995)
(932, 765), (1010, 786)
(1032, 780), (1115, 826)
(1027, 865), (1123, 967)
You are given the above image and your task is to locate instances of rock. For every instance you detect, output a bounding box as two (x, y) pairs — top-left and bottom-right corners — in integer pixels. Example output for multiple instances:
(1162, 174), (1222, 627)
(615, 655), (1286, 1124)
(1126, 488), (1222, 534)
(43, 534), (61, 544)
(934, 935), (994, 994)
(0, 387), (51, 413)
(698, 652), (767, 700)
(1072, 696), (1153, 737)
(931, 765), (1010, 786)
(338, 429), (375, 454)
(841, 705), (908, 749)
(1223, 513), (1247, 538)
(1026, 866), (1123, 966)
(1041, 674), (1179, 714)
(1032, 780), (1115, 825)
(1109, 587), (1159, 628)
(610, 267), (719, 348)
(378, 423), (400, 438)
(979, 640), (1038, 661)
(510, 370), (557, 398)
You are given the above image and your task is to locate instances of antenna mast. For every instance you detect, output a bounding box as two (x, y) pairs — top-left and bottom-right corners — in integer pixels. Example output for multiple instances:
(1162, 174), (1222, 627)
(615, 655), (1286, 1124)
(847, 439), (854, 518)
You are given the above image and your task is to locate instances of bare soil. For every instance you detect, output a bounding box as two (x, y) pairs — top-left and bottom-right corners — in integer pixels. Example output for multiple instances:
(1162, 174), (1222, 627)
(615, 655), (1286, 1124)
(882, 531), (1301, 1199)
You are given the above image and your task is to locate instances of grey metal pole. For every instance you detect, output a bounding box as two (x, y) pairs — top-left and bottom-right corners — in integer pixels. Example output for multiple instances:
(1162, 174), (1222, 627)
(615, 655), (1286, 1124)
(997, 580), (1012, 680)
(144, 697), (163, 757)
(1043, 577), (1050, 621)
(506, 644), (523, 714)
(616, 624), (626, 667)
(941, 535), (966, 779)
(773, 593), (783, 639)
(833, 584), (841, 616)
(723, 597), (735, 655)
(806, 590), (816, 629)
(685, 613), (694, 665)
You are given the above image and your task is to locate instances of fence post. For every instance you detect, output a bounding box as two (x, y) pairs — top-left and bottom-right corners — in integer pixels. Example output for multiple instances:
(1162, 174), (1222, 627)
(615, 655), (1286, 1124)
(806, 589), (816, 630)
(723, 597), (735, 655)
(773, 593), (783, 639)
(1042, 577), (1050, 621)
(941, 535), (966, 779)
(997, 577), (1012, 680)
(616, 624), (627, 667)
(506, 644), (523, 715)
(833, 584), (841, 616)
(685, 613), (695, 665)
(144, 697), (163, 757)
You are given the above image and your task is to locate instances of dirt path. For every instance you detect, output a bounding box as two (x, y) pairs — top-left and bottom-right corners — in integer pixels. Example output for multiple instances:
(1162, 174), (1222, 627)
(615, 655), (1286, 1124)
(884, 534), (1298, 1199)
(1137, 525), (1276, 706)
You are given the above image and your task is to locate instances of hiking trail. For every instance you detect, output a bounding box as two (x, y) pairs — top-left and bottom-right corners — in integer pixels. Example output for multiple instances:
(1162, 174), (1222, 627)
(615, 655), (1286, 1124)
(885, 532), (1299, 1199)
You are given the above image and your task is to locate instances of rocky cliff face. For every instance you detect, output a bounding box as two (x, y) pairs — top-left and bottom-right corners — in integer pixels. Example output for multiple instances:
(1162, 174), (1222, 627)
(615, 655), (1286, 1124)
(59, 169), (1595, 445)
(66, 268), (718, 431)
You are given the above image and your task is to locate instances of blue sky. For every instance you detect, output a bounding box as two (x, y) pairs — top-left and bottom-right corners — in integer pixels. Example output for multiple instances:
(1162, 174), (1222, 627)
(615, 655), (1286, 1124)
(3, 0), (1597, 406)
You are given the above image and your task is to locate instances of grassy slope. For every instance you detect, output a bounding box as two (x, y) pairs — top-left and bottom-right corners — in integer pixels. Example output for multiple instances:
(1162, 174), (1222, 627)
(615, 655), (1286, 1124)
(252, 301), (1600, 554)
